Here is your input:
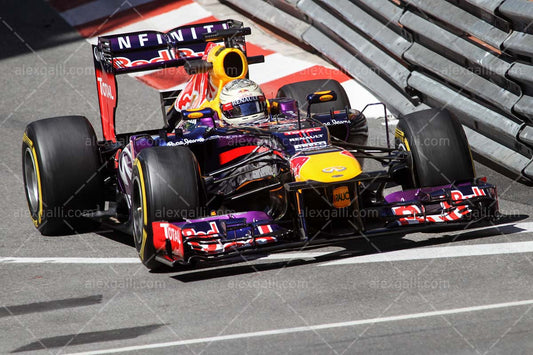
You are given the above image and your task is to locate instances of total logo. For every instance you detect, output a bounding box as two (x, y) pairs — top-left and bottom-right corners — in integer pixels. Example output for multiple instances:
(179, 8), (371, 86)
(159, 221), (220, 243)
(97, 77), (114, 100)
(154, 221), (220, 258)
(283, 127), (322, 135)
(160, 223), (182, 245)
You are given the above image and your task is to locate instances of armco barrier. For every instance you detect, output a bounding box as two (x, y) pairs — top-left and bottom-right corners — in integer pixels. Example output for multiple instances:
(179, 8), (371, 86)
(222, 0), (533, 183)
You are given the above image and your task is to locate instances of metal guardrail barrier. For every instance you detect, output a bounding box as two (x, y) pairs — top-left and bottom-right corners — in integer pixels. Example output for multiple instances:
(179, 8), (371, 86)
(222, 0), (533, 183)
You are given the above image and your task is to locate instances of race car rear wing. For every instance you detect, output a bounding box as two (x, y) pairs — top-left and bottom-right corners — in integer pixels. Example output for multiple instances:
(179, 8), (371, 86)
(92, 19), (263, 141)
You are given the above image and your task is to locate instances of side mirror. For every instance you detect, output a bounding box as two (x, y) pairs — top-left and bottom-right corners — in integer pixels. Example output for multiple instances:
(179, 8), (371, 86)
(181, 108), (217, 128)
(182, 108), (216, 120)
(306, 90), (337, 117)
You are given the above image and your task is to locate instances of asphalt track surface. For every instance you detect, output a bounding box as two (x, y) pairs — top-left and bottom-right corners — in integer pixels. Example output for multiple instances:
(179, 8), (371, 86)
(1, 1), (533, 354)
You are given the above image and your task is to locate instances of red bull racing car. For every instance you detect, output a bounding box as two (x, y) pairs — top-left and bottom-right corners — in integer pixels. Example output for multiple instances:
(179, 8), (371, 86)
(22, 19), (498, 269)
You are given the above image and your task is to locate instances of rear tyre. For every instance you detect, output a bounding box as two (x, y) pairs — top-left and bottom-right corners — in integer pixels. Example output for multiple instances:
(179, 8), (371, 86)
(22, 116), (104, 235)
(277, 79), (350, 114)
(395, 108), (475, 188)
(132, 146), (204, 270)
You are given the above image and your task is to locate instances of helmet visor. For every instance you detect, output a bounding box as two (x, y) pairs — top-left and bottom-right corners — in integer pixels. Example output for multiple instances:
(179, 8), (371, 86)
(222, 96), (266, 119)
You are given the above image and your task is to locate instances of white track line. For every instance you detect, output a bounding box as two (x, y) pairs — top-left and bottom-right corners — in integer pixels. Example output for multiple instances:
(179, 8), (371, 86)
(258, 252), (333, 260)
(66, 298), (533, 354)
(0, 254), (328, 264)
(321, 240), (533, 266)
(0, 257), (140, 264)
(4, 222), (532, 264)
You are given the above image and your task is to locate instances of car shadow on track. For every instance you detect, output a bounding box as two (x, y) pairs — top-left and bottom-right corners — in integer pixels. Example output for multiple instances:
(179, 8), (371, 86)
(169, 214), (529, 282)
(95, 229), (135, 248)
(1, 0), (83, 60)
(12, 324), (164, 353)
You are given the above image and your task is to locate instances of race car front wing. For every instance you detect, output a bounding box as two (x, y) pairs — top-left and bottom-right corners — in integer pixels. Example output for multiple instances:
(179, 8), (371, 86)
(150, 181), (497, 267)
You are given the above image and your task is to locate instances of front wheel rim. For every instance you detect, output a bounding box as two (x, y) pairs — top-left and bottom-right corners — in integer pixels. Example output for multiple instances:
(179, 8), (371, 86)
(132, 179), (144, 247)
(24, 147), (39, 214)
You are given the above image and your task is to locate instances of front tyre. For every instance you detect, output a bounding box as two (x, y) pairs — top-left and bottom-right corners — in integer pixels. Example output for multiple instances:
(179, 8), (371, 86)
(395, 108), (475, 188)
(22, 116), (104, 235)
(132, 146), (204, 270)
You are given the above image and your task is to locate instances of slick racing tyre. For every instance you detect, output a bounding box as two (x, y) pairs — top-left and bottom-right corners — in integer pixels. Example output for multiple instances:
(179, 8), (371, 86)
(22, 116), (104, 235)
(132, 146), (205, 270)
(277, 79), (350, 114)
(395, 108), (475, 188)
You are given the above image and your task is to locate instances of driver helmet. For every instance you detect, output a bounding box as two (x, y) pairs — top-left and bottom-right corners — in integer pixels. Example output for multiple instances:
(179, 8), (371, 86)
(219, 79), (268, 125)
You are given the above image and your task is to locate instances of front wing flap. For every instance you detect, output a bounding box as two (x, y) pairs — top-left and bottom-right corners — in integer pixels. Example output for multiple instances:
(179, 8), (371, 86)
(152, 211), (291, 264)
(382, 183), (498, 227)
(150, 182), (497, 265)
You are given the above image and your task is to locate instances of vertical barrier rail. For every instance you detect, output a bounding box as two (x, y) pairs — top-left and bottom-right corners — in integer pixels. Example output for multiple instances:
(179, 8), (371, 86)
(221, 0), (533, 183)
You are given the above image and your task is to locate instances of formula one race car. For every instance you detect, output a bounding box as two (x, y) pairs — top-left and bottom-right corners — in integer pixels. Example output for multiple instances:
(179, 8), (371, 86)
(22, 19), (498, 269)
